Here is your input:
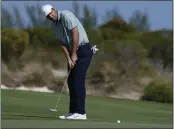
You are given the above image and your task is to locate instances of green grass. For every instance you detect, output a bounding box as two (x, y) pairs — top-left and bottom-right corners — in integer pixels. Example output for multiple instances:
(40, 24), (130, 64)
(1, 89), (173, 128)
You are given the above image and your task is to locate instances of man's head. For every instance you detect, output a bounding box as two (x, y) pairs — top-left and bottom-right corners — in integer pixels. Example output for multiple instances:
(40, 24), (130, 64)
(42, 4), (58, 22)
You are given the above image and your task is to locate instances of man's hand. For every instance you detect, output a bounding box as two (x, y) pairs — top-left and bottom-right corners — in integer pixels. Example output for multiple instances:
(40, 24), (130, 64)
(68, 59), (75, 69)
(71, 54), (78, 65)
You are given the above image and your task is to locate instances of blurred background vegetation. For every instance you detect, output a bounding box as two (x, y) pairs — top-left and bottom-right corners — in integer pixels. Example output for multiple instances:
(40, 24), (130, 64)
(1, 2), (173, 103)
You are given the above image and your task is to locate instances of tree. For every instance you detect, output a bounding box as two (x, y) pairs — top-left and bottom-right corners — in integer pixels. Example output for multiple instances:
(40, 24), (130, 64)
(25, 4), (50, 27)
(91, 8), (98, 28)
(82, 5), (93, 29)
(72, 1), (80, 19)
(128, 10), (150, 32)
(103, 6), (124, 23)
(1, 5), (14, 28)
(12, 6), (25, 29)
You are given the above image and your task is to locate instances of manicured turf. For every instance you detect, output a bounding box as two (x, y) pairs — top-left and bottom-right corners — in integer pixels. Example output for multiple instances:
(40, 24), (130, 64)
(1, 89), (173, 128)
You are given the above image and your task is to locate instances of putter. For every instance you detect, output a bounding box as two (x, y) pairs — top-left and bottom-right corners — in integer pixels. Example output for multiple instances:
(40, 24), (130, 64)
(49, 70), (71, 112)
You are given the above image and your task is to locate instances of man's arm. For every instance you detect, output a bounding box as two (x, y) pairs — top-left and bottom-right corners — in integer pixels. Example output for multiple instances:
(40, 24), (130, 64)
(56, 40), (75, 69)
(63, 12), (79, 63)
(60, 45), (71, 61)
(71, 27), (79, 57)
(56, 40), (70, 61)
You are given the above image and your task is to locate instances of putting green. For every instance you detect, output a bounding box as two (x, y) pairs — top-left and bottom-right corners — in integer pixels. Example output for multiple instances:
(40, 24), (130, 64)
(1, 89), (173, 128)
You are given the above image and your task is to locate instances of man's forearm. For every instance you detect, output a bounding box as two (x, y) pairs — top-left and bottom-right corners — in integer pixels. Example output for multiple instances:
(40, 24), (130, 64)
(57, 40), (71, 61)
(72, 28), (79, 56)
(61, 45), (71, 61)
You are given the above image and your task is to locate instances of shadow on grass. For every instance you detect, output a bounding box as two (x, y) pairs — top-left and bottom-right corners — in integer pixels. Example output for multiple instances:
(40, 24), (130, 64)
(2, 113), (56, 119)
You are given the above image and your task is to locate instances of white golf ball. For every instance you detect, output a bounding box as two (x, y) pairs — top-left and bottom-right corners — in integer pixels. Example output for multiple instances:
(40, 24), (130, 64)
(117, 120), (121, 123)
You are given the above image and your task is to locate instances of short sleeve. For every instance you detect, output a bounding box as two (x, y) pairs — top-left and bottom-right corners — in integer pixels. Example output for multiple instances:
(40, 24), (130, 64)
(62, 11), (78, 30)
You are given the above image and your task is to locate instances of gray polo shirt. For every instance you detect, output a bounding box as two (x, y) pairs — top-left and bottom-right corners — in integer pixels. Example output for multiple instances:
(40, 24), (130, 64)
(51, 10), (89, 52)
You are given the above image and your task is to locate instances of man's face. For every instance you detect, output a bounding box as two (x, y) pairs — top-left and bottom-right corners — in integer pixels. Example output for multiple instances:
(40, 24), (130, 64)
(46, 8), (58, 22)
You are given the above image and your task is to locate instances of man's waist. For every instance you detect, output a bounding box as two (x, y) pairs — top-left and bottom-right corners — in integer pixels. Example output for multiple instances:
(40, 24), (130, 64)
(79, 41), (89, 47)
(67, 42), (89, 53)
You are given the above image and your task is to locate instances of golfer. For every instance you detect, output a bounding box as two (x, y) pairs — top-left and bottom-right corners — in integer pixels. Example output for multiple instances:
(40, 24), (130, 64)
(42, 4), (98, 120)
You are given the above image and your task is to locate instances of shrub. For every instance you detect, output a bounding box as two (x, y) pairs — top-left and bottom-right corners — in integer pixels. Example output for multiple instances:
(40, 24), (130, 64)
(100, 28), (125, 40)
(109, 40), (147, 77)
(99, 18), (136, 40)
(100, 18), (136, 33)
(1, 28), (29, 63)
(141, 79), (173, 104)
(139, 30), (173, 69)
(26, 27), (57, 48)
(89, 39), (148, 94)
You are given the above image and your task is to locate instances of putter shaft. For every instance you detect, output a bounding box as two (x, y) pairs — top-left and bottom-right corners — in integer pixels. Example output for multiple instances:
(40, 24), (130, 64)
(53, 70), (71, 109)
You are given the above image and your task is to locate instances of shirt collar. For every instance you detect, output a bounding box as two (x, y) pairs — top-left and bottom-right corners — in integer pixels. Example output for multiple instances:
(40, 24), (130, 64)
(57, 10), (61, 21)
(53, 10), (61, 24)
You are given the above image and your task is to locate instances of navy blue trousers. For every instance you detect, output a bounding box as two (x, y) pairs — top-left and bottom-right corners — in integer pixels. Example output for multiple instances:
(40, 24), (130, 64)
(67, 43), (93, 114)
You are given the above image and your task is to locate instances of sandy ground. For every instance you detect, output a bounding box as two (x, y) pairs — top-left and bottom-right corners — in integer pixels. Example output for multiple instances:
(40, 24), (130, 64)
(1, 84), (142, 100)
(1, 85), (54, 93)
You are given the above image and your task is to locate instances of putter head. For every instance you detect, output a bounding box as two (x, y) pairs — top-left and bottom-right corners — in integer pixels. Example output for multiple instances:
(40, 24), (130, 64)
(49, 108), (57, 112)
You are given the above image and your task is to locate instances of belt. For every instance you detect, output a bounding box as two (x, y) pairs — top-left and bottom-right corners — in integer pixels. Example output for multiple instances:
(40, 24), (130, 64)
(77, 42), (89, 50)
(79, 42), (89, 47)
(78, 43), (99, 54)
